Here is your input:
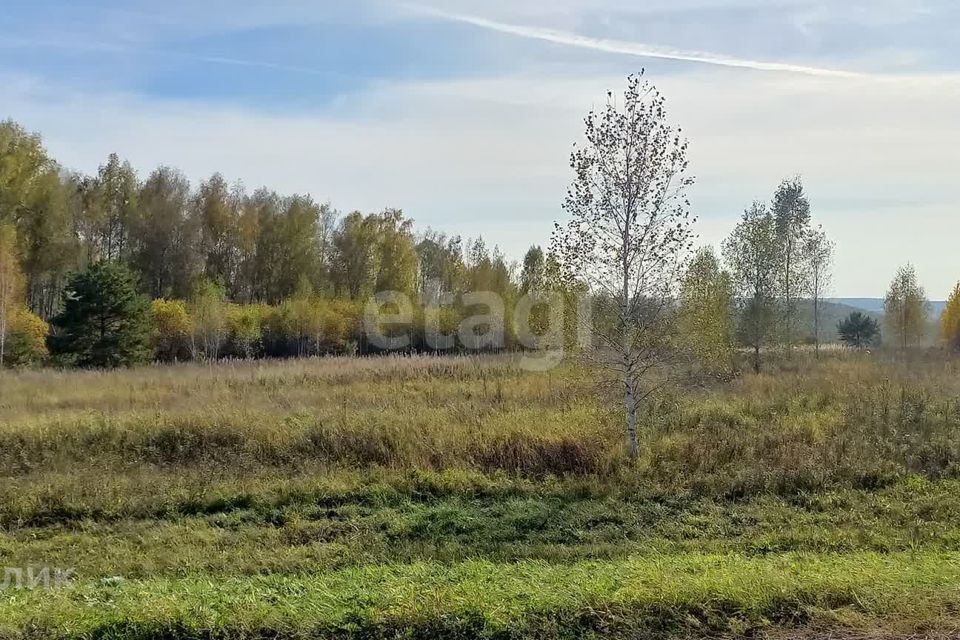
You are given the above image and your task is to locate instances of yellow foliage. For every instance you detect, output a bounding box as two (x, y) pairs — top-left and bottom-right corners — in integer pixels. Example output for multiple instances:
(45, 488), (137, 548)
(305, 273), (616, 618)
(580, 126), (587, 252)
(941, 283), (960, 351)
(226, 303), (264, 358)
(151, 299), (192, 362)
(4, 306), (48, 367)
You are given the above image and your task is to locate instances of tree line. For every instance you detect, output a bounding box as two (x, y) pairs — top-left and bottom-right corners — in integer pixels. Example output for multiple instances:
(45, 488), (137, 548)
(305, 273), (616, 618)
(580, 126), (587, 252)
(0, 119), (564, 367)
(1, 110), (958, 371)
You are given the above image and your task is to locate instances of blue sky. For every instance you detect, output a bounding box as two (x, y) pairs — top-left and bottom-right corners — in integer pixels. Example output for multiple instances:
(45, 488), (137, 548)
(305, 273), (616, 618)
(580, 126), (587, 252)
(2, 0), (959, 296)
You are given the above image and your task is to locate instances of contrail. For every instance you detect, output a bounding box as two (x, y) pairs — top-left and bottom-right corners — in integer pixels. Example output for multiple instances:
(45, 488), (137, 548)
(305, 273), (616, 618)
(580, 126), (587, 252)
(409, 4), (870, 79)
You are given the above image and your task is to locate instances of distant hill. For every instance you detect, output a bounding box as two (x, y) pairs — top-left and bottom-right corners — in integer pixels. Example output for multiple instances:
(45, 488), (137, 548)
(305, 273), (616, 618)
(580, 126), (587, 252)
(799, 300), (882, 343)
(830, 298), (947, 316)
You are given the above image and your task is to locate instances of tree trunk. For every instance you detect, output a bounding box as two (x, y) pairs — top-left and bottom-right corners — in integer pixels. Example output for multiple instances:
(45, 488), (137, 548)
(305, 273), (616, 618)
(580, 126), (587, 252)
(784, 247), (792, 356)
(754, 344), (761, 374)
(813, 295), (820, 358)
(0, 310), (6, 370)
(624, 367), (638, 459)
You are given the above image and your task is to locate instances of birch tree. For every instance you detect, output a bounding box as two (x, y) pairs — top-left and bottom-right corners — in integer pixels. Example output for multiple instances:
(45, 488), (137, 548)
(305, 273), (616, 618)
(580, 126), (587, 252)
(884, 264), (929, 350)
(803, 226), (834, 356)
(676, 247), (735, 376)
(772, 177), (811, 351)
(0, 223), (24, 368)
(723, 202), (779, 373)
(552, 73), (696, 459)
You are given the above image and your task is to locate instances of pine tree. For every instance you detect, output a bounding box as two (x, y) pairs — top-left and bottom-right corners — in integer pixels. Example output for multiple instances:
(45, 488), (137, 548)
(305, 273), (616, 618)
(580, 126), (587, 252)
(49, 262), (151, 368)
(837, 311), (880, 349)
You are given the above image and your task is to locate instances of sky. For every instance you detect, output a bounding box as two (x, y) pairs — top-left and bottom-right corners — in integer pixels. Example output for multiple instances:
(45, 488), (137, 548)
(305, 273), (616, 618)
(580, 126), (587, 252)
(2, 0), (958, 297)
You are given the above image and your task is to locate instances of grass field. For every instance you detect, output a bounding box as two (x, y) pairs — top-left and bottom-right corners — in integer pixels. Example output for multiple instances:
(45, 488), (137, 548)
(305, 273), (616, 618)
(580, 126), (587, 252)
(3, 353), (960, 638)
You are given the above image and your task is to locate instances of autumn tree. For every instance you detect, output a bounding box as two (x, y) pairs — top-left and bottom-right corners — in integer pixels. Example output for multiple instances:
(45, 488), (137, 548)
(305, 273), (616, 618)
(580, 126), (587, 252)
(940, 282), (960, 351)
(331, 211), (381, 299)
(676, 247), (734, 375)
(0, 223), (24, 367)
(374, 209), (418, 296)
(331, 209), (419, 301)
(771, 177), (811, 351)
(723, 202), (779, 373)
(416, 231), (465, 302)
(552, 73), (696, 459)
(279, 278), (323, 357)
(0, 121), (79, 317)
(189, 278), (229, 361)
(133, 167), (195, 299)
(80, 153), (139, 263)
(884, 264), (929, 350)
(273, 196), (328, 300)
(225, 304), (264, 358)
(193, 174), (241, 289)
(4, 306), (48, 366)
(803, 226), (834, 356)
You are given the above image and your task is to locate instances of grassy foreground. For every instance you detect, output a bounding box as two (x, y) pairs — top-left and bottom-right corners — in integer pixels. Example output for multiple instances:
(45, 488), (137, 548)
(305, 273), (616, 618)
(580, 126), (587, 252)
(5, 552), (960, 639)
(3, 353), (960, 638)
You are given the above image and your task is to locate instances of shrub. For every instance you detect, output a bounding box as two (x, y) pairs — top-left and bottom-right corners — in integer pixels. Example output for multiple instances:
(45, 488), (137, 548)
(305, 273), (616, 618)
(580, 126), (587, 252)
(3, 306), (48, 366)
(225, 303), (265, 358)
(150, 299), (192, 362)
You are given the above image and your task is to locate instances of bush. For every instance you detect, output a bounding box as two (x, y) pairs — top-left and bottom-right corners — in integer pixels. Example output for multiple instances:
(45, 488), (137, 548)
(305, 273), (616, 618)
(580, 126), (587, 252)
(150, 299), (192, 362)
(225, 303), (265, 358)
(3, 306), (49, 366)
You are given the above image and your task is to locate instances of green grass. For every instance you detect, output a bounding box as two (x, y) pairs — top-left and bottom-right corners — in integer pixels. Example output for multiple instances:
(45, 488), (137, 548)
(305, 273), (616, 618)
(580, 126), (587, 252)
(4, 353), (960, 637)
(5, 552), (960, 639)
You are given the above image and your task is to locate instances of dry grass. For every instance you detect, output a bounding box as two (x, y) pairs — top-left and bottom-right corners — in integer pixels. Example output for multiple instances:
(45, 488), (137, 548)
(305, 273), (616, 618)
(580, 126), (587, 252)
(4, 352), (960, 638)
(4, 352), (960, 490)
(0, 354), (620, 476)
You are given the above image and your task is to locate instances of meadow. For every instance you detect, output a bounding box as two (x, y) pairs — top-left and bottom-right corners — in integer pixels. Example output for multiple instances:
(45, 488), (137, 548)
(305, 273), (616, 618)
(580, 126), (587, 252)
(3, 352), (960, 638)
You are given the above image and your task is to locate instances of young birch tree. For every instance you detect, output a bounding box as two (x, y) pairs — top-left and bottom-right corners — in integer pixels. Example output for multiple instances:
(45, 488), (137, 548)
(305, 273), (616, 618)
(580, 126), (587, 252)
(552, 73), (696, 459)
(676, 247), (734, 376)
(941, 283), (960, 351)
(723, 202), (779, 373)
(884, 264), (929, 350)
(772, 177), (811, 352)
(803, 226), (834, 357)
(0, 223), (24, 368)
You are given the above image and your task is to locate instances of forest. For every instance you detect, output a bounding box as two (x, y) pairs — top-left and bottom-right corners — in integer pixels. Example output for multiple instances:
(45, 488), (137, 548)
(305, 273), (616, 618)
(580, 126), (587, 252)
(1, 116), (957, 371)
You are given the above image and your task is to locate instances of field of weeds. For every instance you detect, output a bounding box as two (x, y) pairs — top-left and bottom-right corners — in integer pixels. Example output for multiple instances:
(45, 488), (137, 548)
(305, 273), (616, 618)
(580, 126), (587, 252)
(3, 352), (960, 638)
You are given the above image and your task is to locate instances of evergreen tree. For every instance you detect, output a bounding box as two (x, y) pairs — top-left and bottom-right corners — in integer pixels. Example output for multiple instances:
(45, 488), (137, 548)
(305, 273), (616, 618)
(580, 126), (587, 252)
(49, 262), (151, 368)
(837, 311), (880, 349)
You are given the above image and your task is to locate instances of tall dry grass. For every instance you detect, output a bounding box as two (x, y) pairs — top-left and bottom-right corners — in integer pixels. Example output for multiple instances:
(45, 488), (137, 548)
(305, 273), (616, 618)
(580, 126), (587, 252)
(4, 352), (960, 494)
